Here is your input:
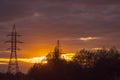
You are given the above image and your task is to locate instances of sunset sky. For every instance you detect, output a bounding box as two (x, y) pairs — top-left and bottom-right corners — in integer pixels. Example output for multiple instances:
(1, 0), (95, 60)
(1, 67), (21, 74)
(0, 0), (120, 73)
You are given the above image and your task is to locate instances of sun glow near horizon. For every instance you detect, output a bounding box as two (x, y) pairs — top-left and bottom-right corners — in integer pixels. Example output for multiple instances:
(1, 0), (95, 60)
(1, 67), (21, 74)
(0, 47), (111, 65)
(0, 53), (75, 64)
(0, 56), (47, 64)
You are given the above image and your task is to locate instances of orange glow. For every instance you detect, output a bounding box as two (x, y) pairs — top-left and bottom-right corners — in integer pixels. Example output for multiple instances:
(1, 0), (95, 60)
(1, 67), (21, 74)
(92, 48), (103, 50)
(61, 53), (75, 61)
(41, 60), (48, 64)
(30, 56), (47, 63)
(0, 53), (75, 64)
(0, 56), (47, 64)
(18, 56), (48, 64)
(23, 46), (53, 58)
(0, 62), (8, 64)
(0, 58), (9, 64)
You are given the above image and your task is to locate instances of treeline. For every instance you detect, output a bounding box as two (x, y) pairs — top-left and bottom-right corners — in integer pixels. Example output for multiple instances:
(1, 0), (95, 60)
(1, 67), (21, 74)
(0, 72), (26, 80)
(0, 47), (120, 80)
(27, 47), (120, 80)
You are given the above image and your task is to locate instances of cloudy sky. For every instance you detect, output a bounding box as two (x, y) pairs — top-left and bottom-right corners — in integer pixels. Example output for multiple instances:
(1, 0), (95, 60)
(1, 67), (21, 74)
(0, 0), (120, 72)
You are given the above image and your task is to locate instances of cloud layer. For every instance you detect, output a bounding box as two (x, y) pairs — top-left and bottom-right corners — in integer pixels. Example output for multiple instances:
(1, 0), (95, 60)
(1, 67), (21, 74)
(0, 0), (120, 58)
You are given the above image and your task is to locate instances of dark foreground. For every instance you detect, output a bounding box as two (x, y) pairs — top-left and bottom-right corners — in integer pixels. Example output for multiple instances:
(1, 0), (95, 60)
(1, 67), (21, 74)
(0, 48), (120, 80)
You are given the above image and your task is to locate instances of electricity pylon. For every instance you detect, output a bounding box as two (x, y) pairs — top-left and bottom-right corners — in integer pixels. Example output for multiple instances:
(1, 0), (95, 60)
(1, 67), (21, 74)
(6, 24), (22, 74)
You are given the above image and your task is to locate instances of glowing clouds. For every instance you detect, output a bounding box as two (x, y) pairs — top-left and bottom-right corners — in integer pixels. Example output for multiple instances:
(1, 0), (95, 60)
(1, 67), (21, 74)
(61, 53), (75, 61)
(61, 37), (101, 41)
(0, 58), (9, 64)
(80, 37), (101, 41)
(0, 57), (48, 64)
(30, 56), (47, 63)
(0, 53), (76, 64)
(92, 48), (103, 50)
(18, 56), (47, 64)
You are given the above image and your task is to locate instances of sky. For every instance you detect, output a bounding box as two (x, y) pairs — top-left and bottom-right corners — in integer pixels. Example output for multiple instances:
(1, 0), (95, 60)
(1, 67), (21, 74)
(0, 0), (120, 73)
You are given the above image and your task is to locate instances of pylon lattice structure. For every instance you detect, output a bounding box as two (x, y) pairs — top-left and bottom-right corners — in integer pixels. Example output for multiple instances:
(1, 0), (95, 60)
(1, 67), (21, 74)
(6, 24), (22, 74)
(53, 40), (61, 59)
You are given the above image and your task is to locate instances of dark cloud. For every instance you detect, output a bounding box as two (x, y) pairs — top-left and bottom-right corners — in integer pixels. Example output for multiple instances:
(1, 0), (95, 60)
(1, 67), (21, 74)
(0, 0), (35, 22)
(0, 0), (120, 22)
(73, 0), (120, 5)
(0, 0), (119, 54)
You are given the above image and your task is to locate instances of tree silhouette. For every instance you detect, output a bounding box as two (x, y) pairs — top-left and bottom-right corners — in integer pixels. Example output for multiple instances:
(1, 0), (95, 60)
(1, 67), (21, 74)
(27, 47), (120, 80)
